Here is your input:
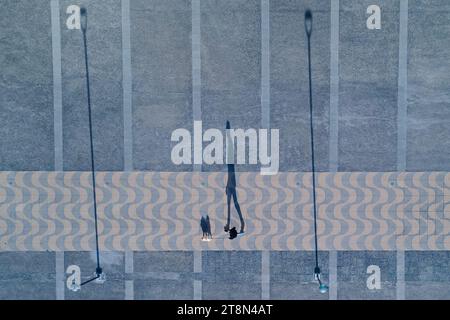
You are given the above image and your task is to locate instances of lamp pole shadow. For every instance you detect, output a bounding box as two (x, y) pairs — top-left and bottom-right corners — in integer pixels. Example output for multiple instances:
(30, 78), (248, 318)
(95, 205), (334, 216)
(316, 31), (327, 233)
(305, 9), (328, 294)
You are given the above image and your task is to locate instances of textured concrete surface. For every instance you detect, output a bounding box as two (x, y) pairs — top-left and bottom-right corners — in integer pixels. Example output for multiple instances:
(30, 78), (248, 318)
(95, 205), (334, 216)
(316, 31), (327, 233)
(337, 251), (397, 300)
(271, 0), (330, 172)
(61, 0), (124, 171)
(0, 1), (448, 173)
(406, 1), (450, 171)
(131, 0), (193, 172)
(0, 252), (56, 300)
(405, 251), (450, 299)
(270, 251), (329, 300)
(64, 251), (125, 300)
(201, 0), (262, 172)
(1, 0), (450, 301)
(339, 0), (399, 171)
(133, 251), (194, 299)
(0, 0), (54, 171)
(202, 251), (262, 299)
(2, 250), (448, 300)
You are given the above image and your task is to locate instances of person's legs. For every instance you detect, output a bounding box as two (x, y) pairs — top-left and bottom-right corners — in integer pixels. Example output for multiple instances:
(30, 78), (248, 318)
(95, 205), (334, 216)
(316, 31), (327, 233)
(224, 189), (231, 232)
(232, 191), (245, 233)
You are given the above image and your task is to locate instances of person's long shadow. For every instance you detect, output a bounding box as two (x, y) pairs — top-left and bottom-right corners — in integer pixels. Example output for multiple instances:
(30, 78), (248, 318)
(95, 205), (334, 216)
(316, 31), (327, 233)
(224, 120), (245, 240)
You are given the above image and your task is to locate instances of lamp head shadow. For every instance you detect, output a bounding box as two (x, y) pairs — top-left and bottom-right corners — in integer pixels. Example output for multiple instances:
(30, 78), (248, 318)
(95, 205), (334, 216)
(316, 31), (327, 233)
(80, 7), (87, 32)
(305, 9), (312, 37)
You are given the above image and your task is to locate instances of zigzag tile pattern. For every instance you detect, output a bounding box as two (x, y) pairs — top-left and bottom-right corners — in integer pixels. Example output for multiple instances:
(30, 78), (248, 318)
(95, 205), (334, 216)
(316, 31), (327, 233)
(0, 171), (449, 251)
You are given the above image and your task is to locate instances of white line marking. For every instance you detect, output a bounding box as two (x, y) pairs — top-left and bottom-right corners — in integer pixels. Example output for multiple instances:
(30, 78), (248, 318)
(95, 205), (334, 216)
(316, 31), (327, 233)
(261, 251), (270, 299)
(125, 251), (134, 300)
(125, 281), (134, 300)
(397, 0), (408, 171)
(194, 251), (202, 300)
(192, 0), (202, 172)
(329, 250), (337, 300)
(261, 0), (270, 129)
(51, 0), (63, 171)
(329, 0), (339, 172)
(125, 250), (134, 274)
(192, 0), (202, 297)
(122, 0), (133, 171)
(396, 250), (405, 300)
(122, 0), (134, 297)
(192, 0), (201, 122)
(55, 251), (64, 300)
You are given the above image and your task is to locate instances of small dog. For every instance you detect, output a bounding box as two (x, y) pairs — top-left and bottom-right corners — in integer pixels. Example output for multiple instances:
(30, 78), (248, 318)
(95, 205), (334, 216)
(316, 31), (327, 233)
(200, 215), (212, 241)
